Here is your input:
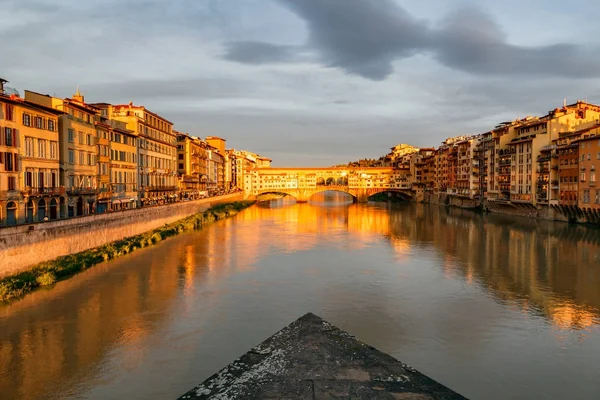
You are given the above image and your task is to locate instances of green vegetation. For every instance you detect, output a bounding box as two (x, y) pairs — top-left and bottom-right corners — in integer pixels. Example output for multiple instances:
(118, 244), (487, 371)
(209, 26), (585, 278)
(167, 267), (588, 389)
(0, 201), (254, 303)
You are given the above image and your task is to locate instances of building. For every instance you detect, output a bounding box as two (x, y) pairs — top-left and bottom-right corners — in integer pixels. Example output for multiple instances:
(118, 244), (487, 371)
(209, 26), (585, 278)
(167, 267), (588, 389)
(507, 102), (600, 206)
(25, 89), (100, 217)
(92, 103), (139, 212)
(176, 133), (209, 199)
(110, 103), (177, 206)
(1, 83), (64, 225)
(575, 131), (600, 210)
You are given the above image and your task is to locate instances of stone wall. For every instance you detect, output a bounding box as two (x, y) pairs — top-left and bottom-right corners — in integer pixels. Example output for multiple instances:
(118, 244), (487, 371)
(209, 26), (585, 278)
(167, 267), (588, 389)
(0, 193), (242, 277)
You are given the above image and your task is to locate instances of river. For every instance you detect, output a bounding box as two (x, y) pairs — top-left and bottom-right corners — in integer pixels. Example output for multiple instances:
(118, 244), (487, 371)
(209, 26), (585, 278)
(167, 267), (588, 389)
(1, 192), (599, 400)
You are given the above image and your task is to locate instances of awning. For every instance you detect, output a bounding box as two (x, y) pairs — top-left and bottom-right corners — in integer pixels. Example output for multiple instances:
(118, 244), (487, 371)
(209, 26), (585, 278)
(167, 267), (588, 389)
(112, 200), (122, 204)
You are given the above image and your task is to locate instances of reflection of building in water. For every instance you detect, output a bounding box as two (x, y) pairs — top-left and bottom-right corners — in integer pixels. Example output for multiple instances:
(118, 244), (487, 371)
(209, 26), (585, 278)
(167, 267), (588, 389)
(0, 241), (189, 398)
(385, 204), (600, 331)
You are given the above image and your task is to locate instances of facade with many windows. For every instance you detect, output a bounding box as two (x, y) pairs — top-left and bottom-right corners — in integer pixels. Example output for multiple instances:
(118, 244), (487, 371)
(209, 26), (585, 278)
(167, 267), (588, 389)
(25, 90), (99, 217)
(111, 103), (177, 205)
(176, 132), (209, 199)
(576, 134), (600, 210)
(1, 86), (63, 225)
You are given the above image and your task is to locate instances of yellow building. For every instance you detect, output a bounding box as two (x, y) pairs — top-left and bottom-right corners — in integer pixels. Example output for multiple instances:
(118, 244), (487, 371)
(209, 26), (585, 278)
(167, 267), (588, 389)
(92, 103), (139, 211)
(111, 103), (177, 206)
(1, 84), (63, 225)
(25, 89), (100, 217)
(508, 102), (600, 206)
(176, 132), (209, 199)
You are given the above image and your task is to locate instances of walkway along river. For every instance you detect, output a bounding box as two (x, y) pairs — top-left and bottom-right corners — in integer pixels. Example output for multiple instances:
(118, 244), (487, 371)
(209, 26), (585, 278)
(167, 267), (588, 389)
(0, 192), (599, 399)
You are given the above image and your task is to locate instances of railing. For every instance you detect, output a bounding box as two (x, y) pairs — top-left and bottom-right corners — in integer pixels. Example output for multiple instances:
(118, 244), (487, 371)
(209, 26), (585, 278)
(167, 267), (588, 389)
(67, 187), (97, 195)
(22, 187), (66, 196)
(144, 185), (178, 192)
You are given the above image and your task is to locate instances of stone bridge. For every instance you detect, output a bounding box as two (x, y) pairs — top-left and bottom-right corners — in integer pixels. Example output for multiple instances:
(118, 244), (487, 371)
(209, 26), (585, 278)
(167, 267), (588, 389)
(244, 167), (413, 203)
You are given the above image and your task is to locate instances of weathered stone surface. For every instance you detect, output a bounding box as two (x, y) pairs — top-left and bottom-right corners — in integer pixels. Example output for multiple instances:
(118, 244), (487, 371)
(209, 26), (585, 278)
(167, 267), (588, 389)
(178, 313), (467, 399)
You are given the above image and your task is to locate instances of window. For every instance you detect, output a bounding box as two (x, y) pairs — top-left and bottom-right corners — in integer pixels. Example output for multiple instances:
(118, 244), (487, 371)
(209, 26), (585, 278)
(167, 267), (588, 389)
(50, 142), (58, 159)
(68, 129), (75, 142)
(4, 152), (14, 171)
(8, 176), (16, 191)
(583, 189), (591, 204)
(86, 134), (92, 145)
(78, 131), (84, 144)
(178, 154), (184, 160)
(35, 116), (43, 129)
(588, 153), (591, 160)
(581, 172), (586, 182)
(68, 149), (75, 164)
(179, 163), (184, 170)
(25, 137), (34, 156)
(87, 153), (92, 165)
(25, 170), (33, 187)
(591, 171), (596, 183)
(38, 139), (46, 158)
(23, 113), (31, 126)
(48, 120), (55, 131)
(4, 104), (14, 121)
(79, 151), (84, 165)
(596, 190), (600, 205)
(4, 127), (14, 146)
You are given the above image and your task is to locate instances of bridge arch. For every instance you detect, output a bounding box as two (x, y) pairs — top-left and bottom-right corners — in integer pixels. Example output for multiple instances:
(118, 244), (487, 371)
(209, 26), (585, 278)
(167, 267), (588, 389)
(309, 186), (356, 201)
(325, 177), (336, 186)
(365, 188), (413, 200)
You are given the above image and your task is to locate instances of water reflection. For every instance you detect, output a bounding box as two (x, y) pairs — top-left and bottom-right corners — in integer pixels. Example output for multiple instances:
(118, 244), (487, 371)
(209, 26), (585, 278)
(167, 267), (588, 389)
(0, 199), (599, 400)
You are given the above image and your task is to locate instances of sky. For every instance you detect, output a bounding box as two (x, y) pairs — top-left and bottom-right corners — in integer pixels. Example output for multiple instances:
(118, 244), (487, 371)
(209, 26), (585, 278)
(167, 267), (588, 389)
(3, 0), (600, 166)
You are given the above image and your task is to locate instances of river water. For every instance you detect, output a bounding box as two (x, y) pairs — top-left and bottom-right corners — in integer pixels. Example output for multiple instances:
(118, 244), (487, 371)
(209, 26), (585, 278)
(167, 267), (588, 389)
(1, 193), (599, 400)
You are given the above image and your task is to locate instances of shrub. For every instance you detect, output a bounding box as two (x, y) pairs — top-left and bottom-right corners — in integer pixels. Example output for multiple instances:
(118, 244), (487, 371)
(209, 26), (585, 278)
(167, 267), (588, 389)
(36, 272), (56, 286)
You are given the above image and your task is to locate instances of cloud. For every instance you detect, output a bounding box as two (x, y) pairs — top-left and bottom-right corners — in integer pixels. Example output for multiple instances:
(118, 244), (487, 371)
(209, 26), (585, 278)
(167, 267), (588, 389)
(276, 0), (430, 80)
(221, 0), (600, 81)
(223, 41), (297, 64)
(433, 6), (600, 77)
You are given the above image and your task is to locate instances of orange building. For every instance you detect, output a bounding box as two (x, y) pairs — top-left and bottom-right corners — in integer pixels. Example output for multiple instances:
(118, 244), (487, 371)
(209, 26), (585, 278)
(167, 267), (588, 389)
(575, 133), (600, 209)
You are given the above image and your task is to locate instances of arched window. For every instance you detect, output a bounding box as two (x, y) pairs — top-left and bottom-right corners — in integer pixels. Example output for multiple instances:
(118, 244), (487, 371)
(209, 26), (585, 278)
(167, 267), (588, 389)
(26, 200), (35, 223)
(6, 202), (17, 226)
(38, 199), (47, 221)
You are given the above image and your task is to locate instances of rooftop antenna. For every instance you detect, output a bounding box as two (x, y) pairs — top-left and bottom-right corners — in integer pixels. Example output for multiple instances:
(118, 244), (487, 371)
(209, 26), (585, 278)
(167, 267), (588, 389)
(563, 98), (567, 107)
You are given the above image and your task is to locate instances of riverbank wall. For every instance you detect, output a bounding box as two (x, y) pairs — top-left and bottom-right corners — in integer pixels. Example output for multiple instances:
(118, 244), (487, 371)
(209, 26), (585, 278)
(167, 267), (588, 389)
(0, 193), (243, 277)
(420, 192), (593, 224)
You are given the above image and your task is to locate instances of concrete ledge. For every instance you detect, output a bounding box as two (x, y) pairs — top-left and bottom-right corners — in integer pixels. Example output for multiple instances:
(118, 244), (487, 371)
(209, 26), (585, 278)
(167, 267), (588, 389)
(178, 313), (466, 399)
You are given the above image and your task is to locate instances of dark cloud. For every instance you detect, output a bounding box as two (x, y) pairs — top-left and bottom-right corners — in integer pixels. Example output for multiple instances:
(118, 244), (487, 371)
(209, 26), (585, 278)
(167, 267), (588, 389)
(433, 6), (600, 77)
(223, 41), (297, 64)
(277, 0), (430, 80)
(222, 0), (600, 81)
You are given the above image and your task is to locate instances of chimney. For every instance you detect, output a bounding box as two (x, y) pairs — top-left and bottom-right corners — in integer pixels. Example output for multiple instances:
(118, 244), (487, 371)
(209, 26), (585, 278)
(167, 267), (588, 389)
(563, 98), (567, 107)
(0, 78), (7, 95)
(73, 85), (84, 103)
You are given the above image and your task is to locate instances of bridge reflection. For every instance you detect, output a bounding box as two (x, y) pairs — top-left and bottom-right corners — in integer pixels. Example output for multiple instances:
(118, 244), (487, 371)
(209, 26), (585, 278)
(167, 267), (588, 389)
(0, 201), (598, 399)
(237, 201), (600, 331)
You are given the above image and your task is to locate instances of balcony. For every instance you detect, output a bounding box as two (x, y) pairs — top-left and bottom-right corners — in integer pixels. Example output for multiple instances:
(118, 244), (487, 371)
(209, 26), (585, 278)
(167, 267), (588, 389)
(67, 187), (97, 195)
(144, 185), (178, 192)
(22, 186), (66, 196)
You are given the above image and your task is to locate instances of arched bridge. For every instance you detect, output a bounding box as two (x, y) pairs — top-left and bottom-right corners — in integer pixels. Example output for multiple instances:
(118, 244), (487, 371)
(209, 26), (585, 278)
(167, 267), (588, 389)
(244, 167), (413, 203)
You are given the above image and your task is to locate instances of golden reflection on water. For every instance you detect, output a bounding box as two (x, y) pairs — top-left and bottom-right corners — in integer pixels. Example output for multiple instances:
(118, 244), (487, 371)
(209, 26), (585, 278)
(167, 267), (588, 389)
(0, 196), (599, 400)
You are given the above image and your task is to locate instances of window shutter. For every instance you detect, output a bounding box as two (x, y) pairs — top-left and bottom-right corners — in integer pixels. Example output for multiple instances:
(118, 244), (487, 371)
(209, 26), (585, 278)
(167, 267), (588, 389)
(0, 127), (4, 146)
(12, 128), (17, 148)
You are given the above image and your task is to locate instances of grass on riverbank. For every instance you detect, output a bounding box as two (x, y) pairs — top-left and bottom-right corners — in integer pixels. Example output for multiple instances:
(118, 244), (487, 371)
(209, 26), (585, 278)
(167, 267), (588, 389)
(0, 201), (254, 303)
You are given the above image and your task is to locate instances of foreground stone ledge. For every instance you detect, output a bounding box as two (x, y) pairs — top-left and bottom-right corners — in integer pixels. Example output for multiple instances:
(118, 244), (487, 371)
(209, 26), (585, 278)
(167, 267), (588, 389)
(178, 313), (467, 399)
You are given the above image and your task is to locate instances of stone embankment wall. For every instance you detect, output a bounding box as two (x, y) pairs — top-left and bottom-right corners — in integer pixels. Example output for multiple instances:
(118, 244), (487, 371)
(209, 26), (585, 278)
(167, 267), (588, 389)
(0, 194), (242, 277)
